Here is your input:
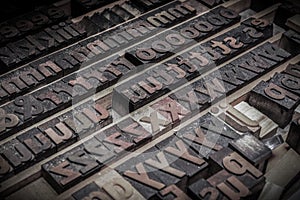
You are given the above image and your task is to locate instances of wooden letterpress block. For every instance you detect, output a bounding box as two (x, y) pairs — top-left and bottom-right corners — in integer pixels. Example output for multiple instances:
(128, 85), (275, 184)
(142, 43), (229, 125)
(198, 113), (240, 140)
(34, 87), (70, 115)
(175, 118), (235, 158)
(0, 139), (34, 173)
(156, 135), (209, 184)
(280, 30), (300, 56)
(61, 98), (111, 138)
(116, 117), (152, 146)
(234, 101), (278, 139)
(157, 184), (191, 200)
(241, 17), (273, 39)
(286, 117), (300, 154)
(265, 149), (300, 191)
(229, 134), (272, 167)
(151, 97), (190, 127)
(42, 145), (101, 193)
(207, 170), (255, 199)
(252, 42), (291, 67)
(72, 169), (145, 200)
(39, 118), (77, 151)
(190, 74), (235, 105)
(112, 73), (153, 116)
(116, 147), (184, 199)
(111, 5), (134, 21)
(284, 64), (300, 79)
(0, 46), (19, 72)
(83, 137), (116, 166)
(210, 102), (261, 136)
(0, 154), (13, 181)
(141, 1), (196, 28)
(208, 148), (266, 196)
(218, 63), (259, 91)
(0, 107), (20, 140)
(230, 51), (273, 75)
(17, 128), (55, 161)
(249, 80), (300, 127)
(8, 94), (44, 123)
(271, 72), (300, 96)
(124, 31), (193, 66)
(169, 86), (202, 114)
(188, 178), (228, 200)
(102, 9), (125, 25)
(95, 117), (151, 155)
(130, 106), (172, 139)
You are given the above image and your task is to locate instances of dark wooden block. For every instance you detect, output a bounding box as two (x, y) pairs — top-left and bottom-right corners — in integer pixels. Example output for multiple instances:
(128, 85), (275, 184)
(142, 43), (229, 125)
(71, 0), (112, 17)
(229, 134), (272, 166)
(72, 182), (103, 200)
(102, 9), (125, 25)
(89, 13), (113, 31)
(271, 72), (300, 96)
(0, 46), (19, 73)
(130, 106), (172, 138)
(83, 137), (116, 166)
(111, 5), (134, 21)
(249, 81), (300, 128)
(113, 64), (185, 116)
(141, 1), (196, 28)
(17, 128), (55, 162)
(42, 145), (101, 193)
(158, 184), (191, 200)
(230, 51), (273, 75)
(218, 63), (258, 90)
(71, 168), (146, 199)
(176, 123), (232, 159)
(39, 118), (77, 151)
(274, 1), (300, 29)
(34, 87), (70, 116)
(241, 17), (273, 38)
(0, 139), (34, 173)
(286, 117), (300, 154)
(0, 107), (20, 140)
(116, 149), (184, 199)
(197, 0), (226, 8)
(0, 154), (14, 182)
(151, 97), (190, 127)
(208, 147), (266, 195)
(9, 94), (44, 123)
(281, 30), (300, 56)
(207, 169), (260, 199)
(125, 31), (193, 66)
(189, 74), (235, 105)
(95, 117), (151, 155)
(188, 178), (228, 200)
(155, 135), (209, 184)
(252, 42), (291, 67)
(198, 113), (240, 140)
(169, 86), (203, 114)
(284, 64), (300, 79)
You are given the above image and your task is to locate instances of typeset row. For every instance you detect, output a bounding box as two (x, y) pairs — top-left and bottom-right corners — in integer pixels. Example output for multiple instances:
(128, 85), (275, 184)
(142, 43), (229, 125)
(0, 0), (179, 47)
(1, 12), (273, 142)
(0, 30), (292, 192)
(0, 0), (195, 74)
(50, 112), (271, 199)
(0, 0), (234, 105)
(0, 4), (244, 140)
(41, 40), (290, 194)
